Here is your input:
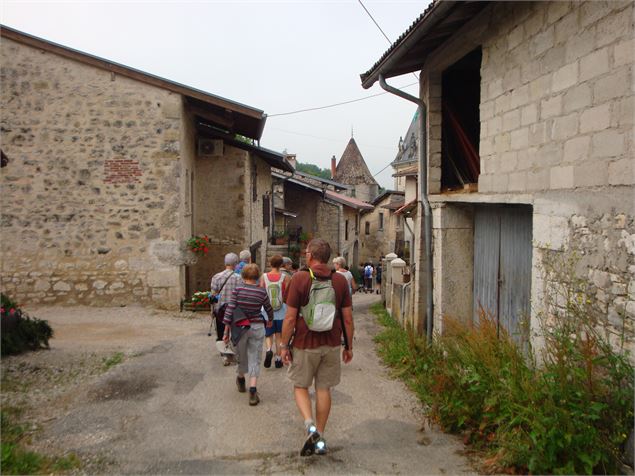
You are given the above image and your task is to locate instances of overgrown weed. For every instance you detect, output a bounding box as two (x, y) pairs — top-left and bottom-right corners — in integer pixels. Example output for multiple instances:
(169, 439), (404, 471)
(372, 277), (634, 475)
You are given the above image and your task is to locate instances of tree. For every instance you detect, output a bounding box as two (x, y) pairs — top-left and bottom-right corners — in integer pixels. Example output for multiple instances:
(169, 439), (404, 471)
(295, 162), (332, 180)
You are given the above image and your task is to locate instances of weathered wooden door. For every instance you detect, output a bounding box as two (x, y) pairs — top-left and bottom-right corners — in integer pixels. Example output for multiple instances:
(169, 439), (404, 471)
(473, 205), (532, 342)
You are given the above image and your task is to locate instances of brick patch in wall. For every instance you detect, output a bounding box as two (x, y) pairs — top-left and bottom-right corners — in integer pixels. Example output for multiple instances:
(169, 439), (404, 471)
(104, 157), (143, 184)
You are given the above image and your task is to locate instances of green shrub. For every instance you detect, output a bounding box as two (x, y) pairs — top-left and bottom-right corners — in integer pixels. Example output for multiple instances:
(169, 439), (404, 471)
(372, 301), (633, 474)
(1, 293), (53, 356)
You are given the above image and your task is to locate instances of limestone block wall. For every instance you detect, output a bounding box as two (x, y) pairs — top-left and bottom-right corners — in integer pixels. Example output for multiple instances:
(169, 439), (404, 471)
(315, 200), (340, 256)
(245, 153), (272, 271)
(1, 38), (187, 309)
(189, 144), (247, 292)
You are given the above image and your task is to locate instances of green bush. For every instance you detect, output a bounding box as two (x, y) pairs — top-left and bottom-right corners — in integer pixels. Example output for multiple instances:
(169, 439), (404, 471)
(372, 300), (634, 474)
(1, 293), (53, 356)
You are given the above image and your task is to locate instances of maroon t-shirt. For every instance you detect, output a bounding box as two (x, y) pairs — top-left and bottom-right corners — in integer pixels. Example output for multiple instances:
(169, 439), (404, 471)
(285, 263), (352, 350)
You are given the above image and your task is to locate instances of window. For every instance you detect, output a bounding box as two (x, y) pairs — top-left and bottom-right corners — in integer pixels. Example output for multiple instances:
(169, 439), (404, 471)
(345, 220), (349, 241)
(441, 47), (482, 191)
(379, 213), (384, 230)
(365, 221), (370, 235)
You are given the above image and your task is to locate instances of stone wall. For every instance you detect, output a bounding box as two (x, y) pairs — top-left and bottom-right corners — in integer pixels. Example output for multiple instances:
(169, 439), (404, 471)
(188, 144), (248, 293)
(316, 200), (340, 256)
(1, 37), (187, 309)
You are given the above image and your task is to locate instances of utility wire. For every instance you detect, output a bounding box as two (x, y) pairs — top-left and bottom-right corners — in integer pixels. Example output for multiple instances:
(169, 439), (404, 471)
(268, 82), (417, 117)
(357, 0), (392, 44)
(357, 0), (419, 81)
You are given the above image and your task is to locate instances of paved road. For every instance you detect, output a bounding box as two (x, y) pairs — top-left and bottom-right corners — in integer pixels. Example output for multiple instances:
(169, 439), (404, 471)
(31, 293), (472, 474)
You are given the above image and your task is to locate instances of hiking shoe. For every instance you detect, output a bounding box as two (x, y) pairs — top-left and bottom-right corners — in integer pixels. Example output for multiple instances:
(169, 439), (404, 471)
(264, 350), (273, 368)
(236, 376), (246, 393)
(249, 391), (260, 406)
(275, 359), (283, 369)
(300, 426), (321, 456)
(315, 437), (327, 455)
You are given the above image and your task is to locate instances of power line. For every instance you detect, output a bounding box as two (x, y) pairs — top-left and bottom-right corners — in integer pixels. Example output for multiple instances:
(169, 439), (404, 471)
(357, 0), (392, 45)
(357, 0), (420, 81)
(267, 82), (417, 117)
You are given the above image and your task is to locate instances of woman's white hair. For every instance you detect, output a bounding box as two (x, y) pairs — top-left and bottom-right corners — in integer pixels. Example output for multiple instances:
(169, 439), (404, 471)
(332, 256), (346, 268)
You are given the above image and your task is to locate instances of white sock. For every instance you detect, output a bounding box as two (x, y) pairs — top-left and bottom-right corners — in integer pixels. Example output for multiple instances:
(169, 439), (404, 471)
(304, 419), (316, 432)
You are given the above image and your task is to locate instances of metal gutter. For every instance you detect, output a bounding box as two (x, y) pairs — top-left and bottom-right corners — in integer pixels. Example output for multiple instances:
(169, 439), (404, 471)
(379, 74), (433, 343)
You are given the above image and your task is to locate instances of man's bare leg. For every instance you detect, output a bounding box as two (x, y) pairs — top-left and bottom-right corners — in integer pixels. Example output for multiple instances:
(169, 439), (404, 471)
(315, 387), (331, 434)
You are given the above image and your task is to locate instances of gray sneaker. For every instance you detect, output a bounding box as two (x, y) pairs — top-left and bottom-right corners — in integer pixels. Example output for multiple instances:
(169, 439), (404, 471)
(300, 425), (320, 456)
(314, 437), (327, 455)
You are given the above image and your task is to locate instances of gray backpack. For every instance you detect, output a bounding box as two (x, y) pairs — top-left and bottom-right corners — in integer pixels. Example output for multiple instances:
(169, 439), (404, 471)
(301, 268), (336, 332)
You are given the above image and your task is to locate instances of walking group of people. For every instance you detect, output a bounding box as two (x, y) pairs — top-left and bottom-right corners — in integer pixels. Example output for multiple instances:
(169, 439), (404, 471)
(209, 239), (355, 456)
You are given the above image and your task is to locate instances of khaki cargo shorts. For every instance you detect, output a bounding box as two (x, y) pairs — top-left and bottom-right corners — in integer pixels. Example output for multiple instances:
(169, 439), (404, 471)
(288, 346), (341, 389)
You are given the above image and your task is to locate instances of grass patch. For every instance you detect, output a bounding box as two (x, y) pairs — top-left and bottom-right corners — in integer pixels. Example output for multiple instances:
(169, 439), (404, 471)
(371, 303), (634, 474)
(1, 409), (80, 475)
(102, 352), (124, 370)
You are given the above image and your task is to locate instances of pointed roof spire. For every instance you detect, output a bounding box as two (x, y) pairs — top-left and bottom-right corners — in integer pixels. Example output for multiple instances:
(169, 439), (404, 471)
(334, 137), (378, 186)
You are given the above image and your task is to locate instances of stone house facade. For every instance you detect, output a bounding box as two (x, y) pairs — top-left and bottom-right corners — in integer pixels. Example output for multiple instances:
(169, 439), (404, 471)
(362, 1), (634, 352)
(270, 166), (371, 268)
(1, 26), (291, 309)
(359, 190), (405, 265)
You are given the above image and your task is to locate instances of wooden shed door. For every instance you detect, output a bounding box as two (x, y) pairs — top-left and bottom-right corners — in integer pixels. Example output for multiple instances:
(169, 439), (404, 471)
(473, 205), (532, 342)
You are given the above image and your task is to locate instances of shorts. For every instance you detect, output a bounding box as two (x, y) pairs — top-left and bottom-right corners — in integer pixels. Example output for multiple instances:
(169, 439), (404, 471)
(287, 346), (341, 389)
(265, 319), (283, 337)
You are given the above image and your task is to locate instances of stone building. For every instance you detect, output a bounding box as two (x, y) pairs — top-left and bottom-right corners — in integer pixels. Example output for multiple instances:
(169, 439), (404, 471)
(362, 1), (634, 352)
(270, 164), (371, 267)
(359, 190), (405, 265)
(331, 137), (380, 203)
(1, 26), (292, 309)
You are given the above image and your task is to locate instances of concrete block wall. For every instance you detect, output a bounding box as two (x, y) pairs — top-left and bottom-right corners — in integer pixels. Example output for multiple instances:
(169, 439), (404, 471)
(1, 38), (186, 309)
(478, 1), (633, 193)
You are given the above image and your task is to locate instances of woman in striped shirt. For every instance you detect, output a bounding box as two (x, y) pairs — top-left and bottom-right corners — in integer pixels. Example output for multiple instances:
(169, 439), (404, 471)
(223, 263), (274, 406)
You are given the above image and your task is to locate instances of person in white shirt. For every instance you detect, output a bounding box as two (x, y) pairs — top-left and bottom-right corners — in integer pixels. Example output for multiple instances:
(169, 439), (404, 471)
(333, 256), (357, 297)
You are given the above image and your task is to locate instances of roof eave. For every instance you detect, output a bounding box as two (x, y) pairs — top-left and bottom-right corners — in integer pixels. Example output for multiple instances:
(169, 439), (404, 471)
(360, 0), (458, 90)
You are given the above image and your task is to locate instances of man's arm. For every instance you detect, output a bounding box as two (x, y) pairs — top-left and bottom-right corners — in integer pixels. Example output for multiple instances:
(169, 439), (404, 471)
(280, 305), (298, 364)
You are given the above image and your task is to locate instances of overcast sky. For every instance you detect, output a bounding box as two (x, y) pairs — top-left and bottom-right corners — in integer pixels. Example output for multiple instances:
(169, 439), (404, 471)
(2, 1), (430, 189)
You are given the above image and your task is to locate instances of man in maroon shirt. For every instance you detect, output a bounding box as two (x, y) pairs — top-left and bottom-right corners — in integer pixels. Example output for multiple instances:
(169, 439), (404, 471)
(280, 239), (354, 456)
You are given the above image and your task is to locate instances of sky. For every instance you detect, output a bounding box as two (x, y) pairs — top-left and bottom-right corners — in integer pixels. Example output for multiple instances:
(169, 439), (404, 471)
(1, 0), (430, 189)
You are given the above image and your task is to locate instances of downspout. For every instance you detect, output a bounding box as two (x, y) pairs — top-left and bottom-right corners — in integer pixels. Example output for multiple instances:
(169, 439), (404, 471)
(379, 74), (433, 343)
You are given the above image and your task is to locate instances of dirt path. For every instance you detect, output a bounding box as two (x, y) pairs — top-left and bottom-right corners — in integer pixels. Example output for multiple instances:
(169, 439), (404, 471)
(2, 295), (473, 474)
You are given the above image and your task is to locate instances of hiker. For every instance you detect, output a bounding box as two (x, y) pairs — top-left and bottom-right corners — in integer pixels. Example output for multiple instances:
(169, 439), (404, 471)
(235, 249), (251, 276)
(332, 256), (357, 297)
(363, 262), (374, 293)
(280, 239), (354, 456)
(375, 260), (383, 295)
(223, 263), (274, 406)
(259, 254), (291, 369)
(281, 256), (294, 279)
(210, 253), (241, 365)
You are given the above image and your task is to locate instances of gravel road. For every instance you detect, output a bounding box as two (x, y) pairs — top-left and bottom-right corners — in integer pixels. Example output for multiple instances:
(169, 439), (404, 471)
(1, 294), (473, 475)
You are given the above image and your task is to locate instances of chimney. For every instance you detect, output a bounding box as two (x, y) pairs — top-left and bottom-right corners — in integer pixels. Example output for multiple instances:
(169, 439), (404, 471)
(285, 154), (297, 170)
(331, 155), (337, 179)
